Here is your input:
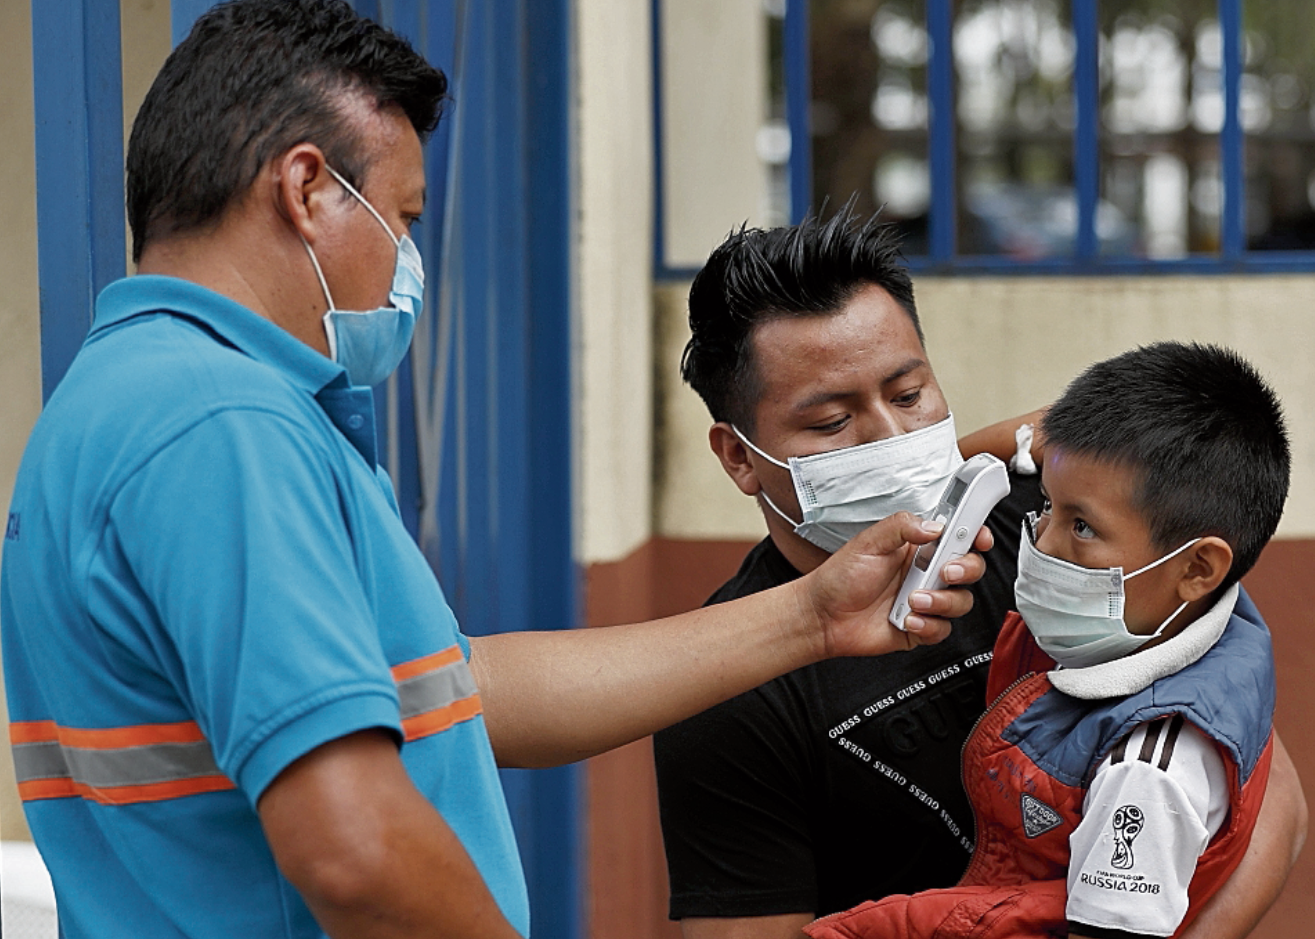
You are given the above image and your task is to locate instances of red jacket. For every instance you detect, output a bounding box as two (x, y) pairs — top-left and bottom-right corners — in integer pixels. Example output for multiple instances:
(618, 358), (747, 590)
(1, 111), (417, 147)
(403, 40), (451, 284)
(806, 593), (1274, 939)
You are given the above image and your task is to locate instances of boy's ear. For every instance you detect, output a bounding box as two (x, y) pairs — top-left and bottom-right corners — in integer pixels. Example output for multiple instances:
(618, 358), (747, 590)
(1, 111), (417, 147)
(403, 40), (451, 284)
(709, 423), (762, 497)
(1177, 536), (1233, 602)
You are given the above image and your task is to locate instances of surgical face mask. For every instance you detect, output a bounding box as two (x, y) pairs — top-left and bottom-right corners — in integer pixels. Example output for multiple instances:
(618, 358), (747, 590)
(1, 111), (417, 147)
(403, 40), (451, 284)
(1014, 513), (1201, 669)
(733, 414), (964, 554)
(301, 166), (425, 387)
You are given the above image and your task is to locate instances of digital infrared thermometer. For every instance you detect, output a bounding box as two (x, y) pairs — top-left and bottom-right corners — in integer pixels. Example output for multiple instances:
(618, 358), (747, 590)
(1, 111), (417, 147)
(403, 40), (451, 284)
(889, 453), (1011, 631)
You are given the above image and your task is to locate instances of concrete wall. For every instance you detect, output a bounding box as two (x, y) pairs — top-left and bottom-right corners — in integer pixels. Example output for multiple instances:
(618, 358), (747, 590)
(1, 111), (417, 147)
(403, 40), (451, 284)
(657, 0), (770, 269)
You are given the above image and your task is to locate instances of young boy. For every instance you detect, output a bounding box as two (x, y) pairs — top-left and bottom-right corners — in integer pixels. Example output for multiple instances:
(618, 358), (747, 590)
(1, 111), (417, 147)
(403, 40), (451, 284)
(806, 342), (1290, 939)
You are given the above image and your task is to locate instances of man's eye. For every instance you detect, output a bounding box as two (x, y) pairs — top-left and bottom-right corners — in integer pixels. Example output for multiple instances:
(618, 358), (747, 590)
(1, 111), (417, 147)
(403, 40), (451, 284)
(811, 416), (849, 432)
(1073, 518), (1095, 539)
(893, 390), (922, 406)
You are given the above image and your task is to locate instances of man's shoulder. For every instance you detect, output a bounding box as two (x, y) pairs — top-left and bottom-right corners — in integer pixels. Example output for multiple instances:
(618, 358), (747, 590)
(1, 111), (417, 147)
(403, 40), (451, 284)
(58, 309), (319, 444)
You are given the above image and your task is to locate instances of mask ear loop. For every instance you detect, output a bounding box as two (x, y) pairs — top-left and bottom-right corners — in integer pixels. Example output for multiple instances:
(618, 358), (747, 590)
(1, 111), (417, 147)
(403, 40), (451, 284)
(730, 425), (790, 469)
(731, 426), (804, 528)
(324, 165), (402, 248)
(1123, 537), (1202, 641)
(300, 236), (339, 361)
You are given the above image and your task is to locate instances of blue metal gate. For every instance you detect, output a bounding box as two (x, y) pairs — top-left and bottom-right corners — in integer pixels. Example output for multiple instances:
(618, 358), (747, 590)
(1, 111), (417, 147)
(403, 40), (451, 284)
(30, 1), (581, 935)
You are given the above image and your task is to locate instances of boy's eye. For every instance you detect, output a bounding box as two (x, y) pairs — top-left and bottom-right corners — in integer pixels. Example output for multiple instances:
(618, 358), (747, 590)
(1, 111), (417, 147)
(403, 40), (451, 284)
(1040, 497), (1052, 515)
(1073, 518), (1095, 540)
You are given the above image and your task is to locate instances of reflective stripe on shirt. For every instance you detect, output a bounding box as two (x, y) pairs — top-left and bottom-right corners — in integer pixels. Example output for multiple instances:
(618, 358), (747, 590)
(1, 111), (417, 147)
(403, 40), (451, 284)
(10, 720), (235, 804)
(391, 645), (483, 742)
(12, 644), (482, 802)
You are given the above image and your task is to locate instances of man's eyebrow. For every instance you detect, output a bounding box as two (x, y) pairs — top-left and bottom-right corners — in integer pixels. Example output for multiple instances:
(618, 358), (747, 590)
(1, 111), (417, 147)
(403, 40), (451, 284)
(881, 356), (929, 384)
(791, 357), (930, 413)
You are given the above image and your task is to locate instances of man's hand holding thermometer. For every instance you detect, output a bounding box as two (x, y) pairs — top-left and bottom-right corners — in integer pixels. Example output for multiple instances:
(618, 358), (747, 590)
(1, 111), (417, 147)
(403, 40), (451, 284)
(889, 454), (1011, 631)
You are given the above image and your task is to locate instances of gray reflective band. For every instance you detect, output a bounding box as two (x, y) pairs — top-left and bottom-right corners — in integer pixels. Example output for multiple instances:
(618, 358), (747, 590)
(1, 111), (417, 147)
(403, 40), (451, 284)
(12, 737), (224, 789)
(11, 740), (67, 782)
(397, 658), (479, 720)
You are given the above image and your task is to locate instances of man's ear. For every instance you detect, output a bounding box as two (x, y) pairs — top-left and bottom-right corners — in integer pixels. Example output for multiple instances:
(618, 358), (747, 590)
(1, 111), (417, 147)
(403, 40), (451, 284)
(272, 143), (336, 242)
(709, 422), (761, 497)
(1177, 536), (1233, 602)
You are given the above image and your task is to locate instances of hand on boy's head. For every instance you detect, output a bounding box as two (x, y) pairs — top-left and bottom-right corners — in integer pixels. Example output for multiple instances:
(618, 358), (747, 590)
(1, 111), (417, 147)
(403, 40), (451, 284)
(804, 512), (987, 657)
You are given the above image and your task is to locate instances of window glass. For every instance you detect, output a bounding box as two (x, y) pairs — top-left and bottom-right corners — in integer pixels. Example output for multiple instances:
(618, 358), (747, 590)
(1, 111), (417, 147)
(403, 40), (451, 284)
(1242, 5), (1315, 251)
(800, 0), (1315, 267)
(1098, 1), (1218, 258)
(810, 0), (931, 253)
(955, 0), (1078, 258)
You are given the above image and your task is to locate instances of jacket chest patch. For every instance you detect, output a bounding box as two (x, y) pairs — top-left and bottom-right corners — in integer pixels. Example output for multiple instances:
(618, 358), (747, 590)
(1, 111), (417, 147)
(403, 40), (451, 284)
(1020, 793), (1063, 838)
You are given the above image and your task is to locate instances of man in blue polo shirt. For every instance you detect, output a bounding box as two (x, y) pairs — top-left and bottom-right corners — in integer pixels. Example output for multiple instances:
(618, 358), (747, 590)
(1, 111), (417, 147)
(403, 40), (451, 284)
(0, 3), (990, 937)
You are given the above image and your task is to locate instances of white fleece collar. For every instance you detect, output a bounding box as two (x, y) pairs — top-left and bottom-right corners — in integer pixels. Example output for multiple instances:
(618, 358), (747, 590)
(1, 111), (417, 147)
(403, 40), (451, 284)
(1047, 584), (1239, 701)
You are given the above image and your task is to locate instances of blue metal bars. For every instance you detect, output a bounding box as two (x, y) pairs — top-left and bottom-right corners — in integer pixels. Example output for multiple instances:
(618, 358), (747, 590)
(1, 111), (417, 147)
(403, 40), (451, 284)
(31, 0), (126, 402)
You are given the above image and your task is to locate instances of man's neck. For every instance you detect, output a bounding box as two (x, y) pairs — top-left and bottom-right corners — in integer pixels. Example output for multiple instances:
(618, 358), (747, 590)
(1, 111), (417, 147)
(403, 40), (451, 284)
(764, 511), (830, 575)
(136, 221), (329, 358)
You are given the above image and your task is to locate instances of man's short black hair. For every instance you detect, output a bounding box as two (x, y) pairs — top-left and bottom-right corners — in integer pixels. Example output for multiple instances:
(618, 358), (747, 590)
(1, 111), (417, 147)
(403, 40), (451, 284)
(681, 203), (920, 432)
(1042, 342), (1290, 590)
(126, 0), (447, 262)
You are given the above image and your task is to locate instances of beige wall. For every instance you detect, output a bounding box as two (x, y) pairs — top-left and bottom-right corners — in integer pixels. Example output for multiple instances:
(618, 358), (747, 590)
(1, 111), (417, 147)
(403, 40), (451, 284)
(656, 276), (1315, 541)
(577, 0), (781, 564)
(658, 0), (770, 269)
(575, 0), (658, 566)
(0, 0), (41, 845)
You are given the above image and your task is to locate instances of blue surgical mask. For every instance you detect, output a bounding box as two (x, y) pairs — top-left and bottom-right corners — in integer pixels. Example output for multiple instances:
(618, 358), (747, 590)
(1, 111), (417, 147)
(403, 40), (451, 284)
(301, 166), (425, 387)
(1014, 513), (1201, 669)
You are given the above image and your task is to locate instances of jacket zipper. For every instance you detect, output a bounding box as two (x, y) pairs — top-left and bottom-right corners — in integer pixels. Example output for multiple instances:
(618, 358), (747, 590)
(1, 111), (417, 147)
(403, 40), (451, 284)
(957, 671), (1038, 883)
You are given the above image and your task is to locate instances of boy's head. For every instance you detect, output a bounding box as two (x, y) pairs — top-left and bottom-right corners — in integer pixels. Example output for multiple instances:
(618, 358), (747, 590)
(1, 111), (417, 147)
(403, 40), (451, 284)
(1039, 342), (1290, 602)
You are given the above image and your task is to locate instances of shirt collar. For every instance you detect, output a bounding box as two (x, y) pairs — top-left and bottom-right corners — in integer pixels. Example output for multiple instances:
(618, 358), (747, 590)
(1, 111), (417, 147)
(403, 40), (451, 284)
(92, 274), (347, 395)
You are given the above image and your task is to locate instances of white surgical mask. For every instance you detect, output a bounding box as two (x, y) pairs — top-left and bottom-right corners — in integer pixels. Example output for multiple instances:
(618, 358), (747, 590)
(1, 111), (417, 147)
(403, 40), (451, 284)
(734, 414), (965, 554)
(1014, 513), (1201, 669)
(302, 166), (425, 387)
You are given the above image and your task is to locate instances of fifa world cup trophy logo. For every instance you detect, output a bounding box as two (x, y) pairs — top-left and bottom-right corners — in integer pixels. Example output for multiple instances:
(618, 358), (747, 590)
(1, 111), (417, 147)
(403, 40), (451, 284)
(1110, 805), (1144, 870)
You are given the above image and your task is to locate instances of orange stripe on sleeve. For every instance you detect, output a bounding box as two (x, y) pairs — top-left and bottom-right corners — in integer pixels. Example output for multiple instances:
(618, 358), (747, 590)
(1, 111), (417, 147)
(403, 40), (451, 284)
(56, 721), (209, 750)
(17, 777), (79, 801)
(11, 720), (209, 749)
(400, 694), (483, 742)
(18, 774), (237, 805)
(77, 775), (237, 806)
(10, 720), (60, 744)
(391, 645), (465, 682)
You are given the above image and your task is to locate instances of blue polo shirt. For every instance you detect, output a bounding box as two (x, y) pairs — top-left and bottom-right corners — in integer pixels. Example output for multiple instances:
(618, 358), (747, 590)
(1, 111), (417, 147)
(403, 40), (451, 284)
(1, 276), (528, 937)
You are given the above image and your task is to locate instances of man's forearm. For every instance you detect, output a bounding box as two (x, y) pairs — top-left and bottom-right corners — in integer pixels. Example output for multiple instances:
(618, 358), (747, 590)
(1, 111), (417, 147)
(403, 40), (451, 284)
(1178, 733), (1306, 939)
(469, 578), (829, 768)
(260, 731), (523, 939)
(471, 514), (984, 768)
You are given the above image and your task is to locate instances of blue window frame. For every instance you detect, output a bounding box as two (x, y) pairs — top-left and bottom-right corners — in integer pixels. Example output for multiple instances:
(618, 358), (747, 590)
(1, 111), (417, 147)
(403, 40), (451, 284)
(654, 0), (1315, 277)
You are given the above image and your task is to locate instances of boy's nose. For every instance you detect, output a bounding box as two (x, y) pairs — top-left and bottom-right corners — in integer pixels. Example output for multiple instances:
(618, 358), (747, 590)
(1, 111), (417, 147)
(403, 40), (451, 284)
(1033, 513), (1056, 551)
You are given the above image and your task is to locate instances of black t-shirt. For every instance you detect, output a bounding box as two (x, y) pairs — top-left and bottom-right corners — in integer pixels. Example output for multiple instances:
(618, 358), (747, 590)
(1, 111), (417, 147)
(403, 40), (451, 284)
(653, 472), (1043, 919)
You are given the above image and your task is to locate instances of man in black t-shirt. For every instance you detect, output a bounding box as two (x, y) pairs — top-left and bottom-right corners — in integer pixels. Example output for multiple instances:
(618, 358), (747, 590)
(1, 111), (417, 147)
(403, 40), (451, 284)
(653, 208), (1304, 939)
